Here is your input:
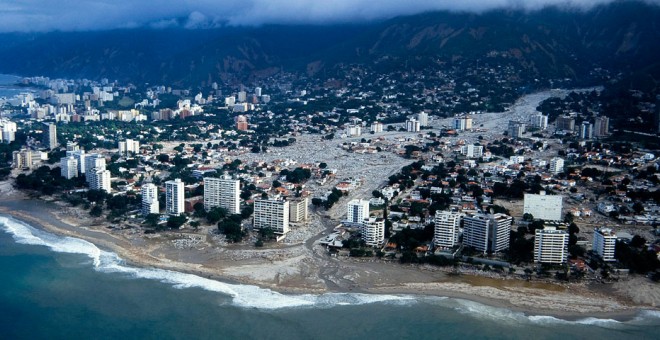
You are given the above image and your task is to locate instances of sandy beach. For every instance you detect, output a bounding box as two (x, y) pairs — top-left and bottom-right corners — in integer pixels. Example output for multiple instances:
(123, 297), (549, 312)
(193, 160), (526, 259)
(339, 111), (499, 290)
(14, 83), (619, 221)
(0, 183), (657, 320)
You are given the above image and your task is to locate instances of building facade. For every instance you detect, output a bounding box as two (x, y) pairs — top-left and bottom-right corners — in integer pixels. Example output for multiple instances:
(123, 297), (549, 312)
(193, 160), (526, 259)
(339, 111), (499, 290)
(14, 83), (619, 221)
(523, 193), (563, 221)
(289, 197), (309, 223)
(253, 199), (290, 239)
(463, 213), (512, 254)
(60, 156), (78, 179)
(88, 168), (111, 193)
(534, 227), (569, 264)
(361, 217), (385, 247)
(549, 157), (564, 174)
(165, 178), (185, 215)
(434, 211), (462, 249)
(593, 227), (617, 262)
(203, 177), (241, 214)
(141, 183), (160, 216)
(347, 199), (370, 224)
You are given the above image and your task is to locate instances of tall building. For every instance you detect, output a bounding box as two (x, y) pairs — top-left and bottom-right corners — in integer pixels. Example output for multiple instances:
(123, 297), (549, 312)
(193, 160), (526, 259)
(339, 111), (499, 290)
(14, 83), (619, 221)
(593, 228), (617, 262)
(289, 197), (309, 223)
(453, 117), (472, 131)
(165, 178), (185, 215)
(119, 139), (140, 154)
(253, 199), (290, 239)
(406, 118), (420, 132)
(534, 227), (569, 264)
(85, 154), (106, 184)
(66, 149), (86, 174)
(549, 157), (564, 175)
(141, 183), (160, 216)
(463, 213), (512, 254)
(530, 114), (548, 130)
(60, 156), (78, 179)
(12, 149), (32, 169)
(434, 211), (462, 249)
(203, 176), (240, 214)
(88, 168), (111, 193)
(237, 91), (247, 103)
(594, 116), (609, 137)
(523, 192), (563, 221)
(236, 115), (248, 131)
(370, 122), (383, 133)
(361, 217), (385, 247)
(555, 116), (575, 131)
(254, 87), (262, 97)
(347, 199), (370, 224)
(580, 121), (593, 139)
(1, 121), (17, 143)
(417, 112), (429, 127)
(45, 123), (57, 150)
(461, 144), (483, 158)
(508, 120), (525, 138)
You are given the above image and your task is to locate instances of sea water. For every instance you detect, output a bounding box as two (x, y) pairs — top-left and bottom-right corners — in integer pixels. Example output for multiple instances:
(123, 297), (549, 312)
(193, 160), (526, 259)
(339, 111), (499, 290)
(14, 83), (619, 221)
(1, 215), (658, 339)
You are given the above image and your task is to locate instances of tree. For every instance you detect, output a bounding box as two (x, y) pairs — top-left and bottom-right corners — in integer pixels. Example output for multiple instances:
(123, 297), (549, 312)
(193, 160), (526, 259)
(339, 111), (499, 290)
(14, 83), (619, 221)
(207, 206), (228, 224)
(319, 162), (327, 169)
(167, 214), (187, 229)
(90, 205), (103, 217)
(143, 213), (160, 228)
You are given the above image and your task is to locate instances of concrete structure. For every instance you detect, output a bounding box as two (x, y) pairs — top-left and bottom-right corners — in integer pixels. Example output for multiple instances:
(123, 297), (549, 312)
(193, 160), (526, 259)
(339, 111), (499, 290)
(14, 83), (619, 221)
(236, 115), (248, 131)
(165, 178), (185, 215)
(253, 199), (290, 239)
(593, 228), (617, 262)
(531, 114), (548, 130)
(370, 122), (383, 133)
(289, 197), (309, 223)
(347, 199), (370, 224)
(556, 116), (575, 131)
(118, 139), (140, 154)
(45, 123), (57, 150)
(0, 121), (17, 143)
(60, 156), (78, 179)
(523, 192), (563, 221)
(346, 125), (362, 137)
(453, 116), (472, 131)
(534, 226), (569, 264)
(85, 154), (106, 184)
(434, 211), (462, 249)
(580, 121), (593, 139)
(594, 116), (609, 137)
(88, 168), (111, 193)
(203, 176), (241, 214)
(463, 213), (512, 254)
(406, 118), (420, 132)
(508, 120), (525, 138)
(417, 112), (429, 127)
(66, 149), (86, 174)
(461, 144), (483, 159)
(12, 149), (32, 169)
(361, 217), (385, 247)
(141, 183), (160, 216)
(549, 157), (564, 175)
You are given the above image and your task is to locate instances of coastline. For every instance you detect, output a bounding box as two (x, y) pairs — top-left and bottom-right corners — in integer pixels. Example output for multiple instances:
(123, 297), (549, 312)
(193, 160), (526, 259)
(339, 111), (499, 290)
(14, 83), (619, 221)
(0, 192), (654, 321)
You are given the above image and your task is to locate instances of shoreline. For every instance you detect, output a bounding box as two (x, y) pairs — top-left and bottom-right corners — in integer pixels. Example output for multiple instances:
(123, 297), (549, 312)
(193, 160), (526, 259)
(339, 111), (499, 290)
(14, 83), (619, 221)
(0, 194), (654, 322)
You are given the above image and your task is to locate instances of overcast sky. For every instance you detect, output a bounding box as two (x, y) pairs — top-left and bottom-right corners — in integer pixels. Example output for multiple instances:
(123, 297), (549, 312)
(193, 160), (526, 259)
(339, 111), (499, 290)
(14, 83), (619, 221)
(0, 0), (658, 32)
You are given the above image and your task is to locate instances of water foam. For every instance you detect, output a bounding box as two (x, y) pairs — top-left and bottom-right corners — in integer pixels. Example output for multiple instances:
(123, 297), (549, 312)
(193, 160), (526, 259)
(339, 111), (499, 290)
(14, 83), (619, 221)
(0, 215), (413, 310)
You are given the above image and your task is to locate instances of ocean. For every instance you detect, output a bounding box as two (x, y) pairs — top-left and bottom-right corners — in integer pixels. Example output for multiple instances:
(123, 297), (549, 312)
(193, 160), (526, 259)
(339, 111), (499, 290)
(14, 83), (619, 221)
(0, 74), (32, 99)
(0, 214), (658, 339)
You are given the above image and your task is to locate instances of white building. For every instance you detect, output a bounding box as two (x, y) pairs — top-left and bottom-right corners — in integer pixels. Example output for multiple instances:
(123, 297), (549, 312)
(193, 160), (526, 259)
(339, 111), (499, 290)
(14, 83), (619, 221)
(453, 117), (472, 131)
(253, 199), (290, 240)
(165, 178), (185, 215)
(434, 211), (462, 249)
(289, 197), (309, 223)
(361, 217), (385, 247)
(0, 121), (17, 143)
(347, 199), (370, 224)
(203, 176), (240, 214)
(594, 116), (609, 137)
(88, 169), (111, 193)
(60, 156), (78, 179)
(580, 121), (593, 139)
(463, 213), (512, 254)
(508, 120), (525, 138)
(406, 118), (420, 132)
(530, 114), (549, 130)
(12, 149), (32, 169)
(523, 192), (563, 221)
(417, 112), (429, 127)
(549, 157), (564, 175)
(461, 144), (483, 159)
(534, 226), (569, 264)
(45, 123), (57, 150)
(593, 228), (616, 262)
(66, 149), (86, 174)
(85, 154), (106, 184)
(346, 125), (362, 137)
(119, 139), (140, 154)
(370, 122), (383, 133)
(141, 183), (160, 216)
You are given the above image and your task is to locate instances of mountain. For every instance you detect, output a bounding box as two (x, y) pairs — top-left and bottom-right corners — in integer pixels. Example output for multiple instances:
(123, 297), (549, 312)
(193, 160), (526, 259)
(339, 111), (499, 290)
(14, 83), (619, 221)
(0, 1), (658, 86)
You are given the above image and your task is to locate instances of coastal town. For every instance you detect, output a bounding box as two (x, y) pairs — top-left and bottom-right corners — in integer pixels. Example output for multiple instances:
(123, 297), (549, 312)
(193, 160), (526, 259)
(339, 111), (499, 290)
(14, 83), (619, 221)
(0, 67), (659, 312)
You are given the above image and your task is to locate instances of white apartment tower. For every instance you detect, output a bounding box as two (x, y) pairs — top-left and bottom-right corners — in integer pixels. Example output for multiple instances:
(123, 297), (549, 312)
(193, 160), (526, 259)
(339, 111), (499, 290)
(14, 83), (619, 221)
(508, 120), (525, 138)
(453, 117), (473, 131)
(461, 144), (483, 159)
(534, 227), (569, 264)
(85, 154), (106, 184)
(119, 139), (140, 154)
(66, 149), (86, 174)
(370, 122), (383, 133)
(593, 228), (617, 262)
(45, 123), (57, 150)
(417, 112), (429, 127)
(203, 176), (240, 214)
(361, 217), (385, 247)
(253, 199), (290, 239)
(88, 168), (111, 193)
(523, 192), (563, 221)
(434, 211), (462, 249)
(531, 114), (549, 130)
(463, 213), (512, 254)
(347, 199), (370, 224)
(289, 197), (309, 223)
(406, 118), (420, 132)
(594, 116), (609, 137)
(165, 178), (185, 215)
(60, 156), (78, 179)
(141, 183), (160, 216)
(549, 157), (564, 175)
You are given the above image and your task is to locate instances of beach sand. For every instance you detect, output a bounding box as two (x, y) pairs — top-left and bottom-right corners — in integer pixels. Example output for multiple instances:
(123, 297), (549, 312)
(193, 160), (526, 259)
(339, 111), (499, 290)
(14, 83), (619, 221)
(0, 187), (655, 320)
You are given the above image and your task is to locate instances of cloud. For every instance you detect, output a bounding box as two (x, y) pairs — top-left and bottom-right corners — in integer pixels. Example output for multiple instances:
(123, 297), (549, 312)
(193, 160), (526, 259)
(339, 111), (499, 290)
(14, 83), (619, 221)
(0, 0), (658, 32)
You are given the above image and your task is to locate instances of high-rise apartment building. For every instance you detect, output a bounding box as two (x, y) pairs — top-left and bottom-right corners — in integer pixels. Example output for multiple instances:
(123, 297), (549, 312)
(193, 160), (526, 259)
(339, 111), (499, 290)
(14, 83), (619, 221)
(463, 213), (512, 254)
(361, 217), (385, 247)
(434, 211), (463, 249)
(141, 183), (160, 216)
(289, 197), (309, 223)
(549, 157), (564, 175)
(119, 139), (140, 154)
(523, 192), (563, 221)
(88, 168), (111, 193)
(593, 228), (617, 262)
(45, 123), (57, 150)
(60, 156), (78, 179)
(508, 120), (525, 138)
(253, 199), (290, 239)
(534, 226), (569, 264)
(203, 176), (240, 214)
(347, 199), (370, 224)
(417, 112), (429, 127)
(165, 178), (185, 215)
(594, 116), (609, 137)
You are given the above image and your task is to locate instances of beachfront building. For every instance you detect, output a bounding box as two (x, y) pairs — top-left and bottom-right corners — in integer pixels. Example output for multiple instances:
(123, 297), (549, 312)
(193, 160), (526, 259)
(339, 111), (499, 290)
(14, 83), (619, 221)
(118, 139), (140, 155)
(12, 149), (32, 169)
(347, 199), (370, 224)
(289, 197), (309, 223)
(88, 168), (111, 193)
(66, 149), (86, 174)
(253, 199), (290, 240)
(203, 176), (240, 214)
(141, 183), (160, 216)
(84, 154), (106, 183)
(593, 228), (617, 262)
(165, 178), (185, 215)
(523, 192), (563, 221)
(462, 213), (512, 254)
(361, 217), (385, 247)
(60, 156), (78, 179)
(549, 157), (564, 175)
(533, 227), (569, 264)
(434, 210), (463, 249)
